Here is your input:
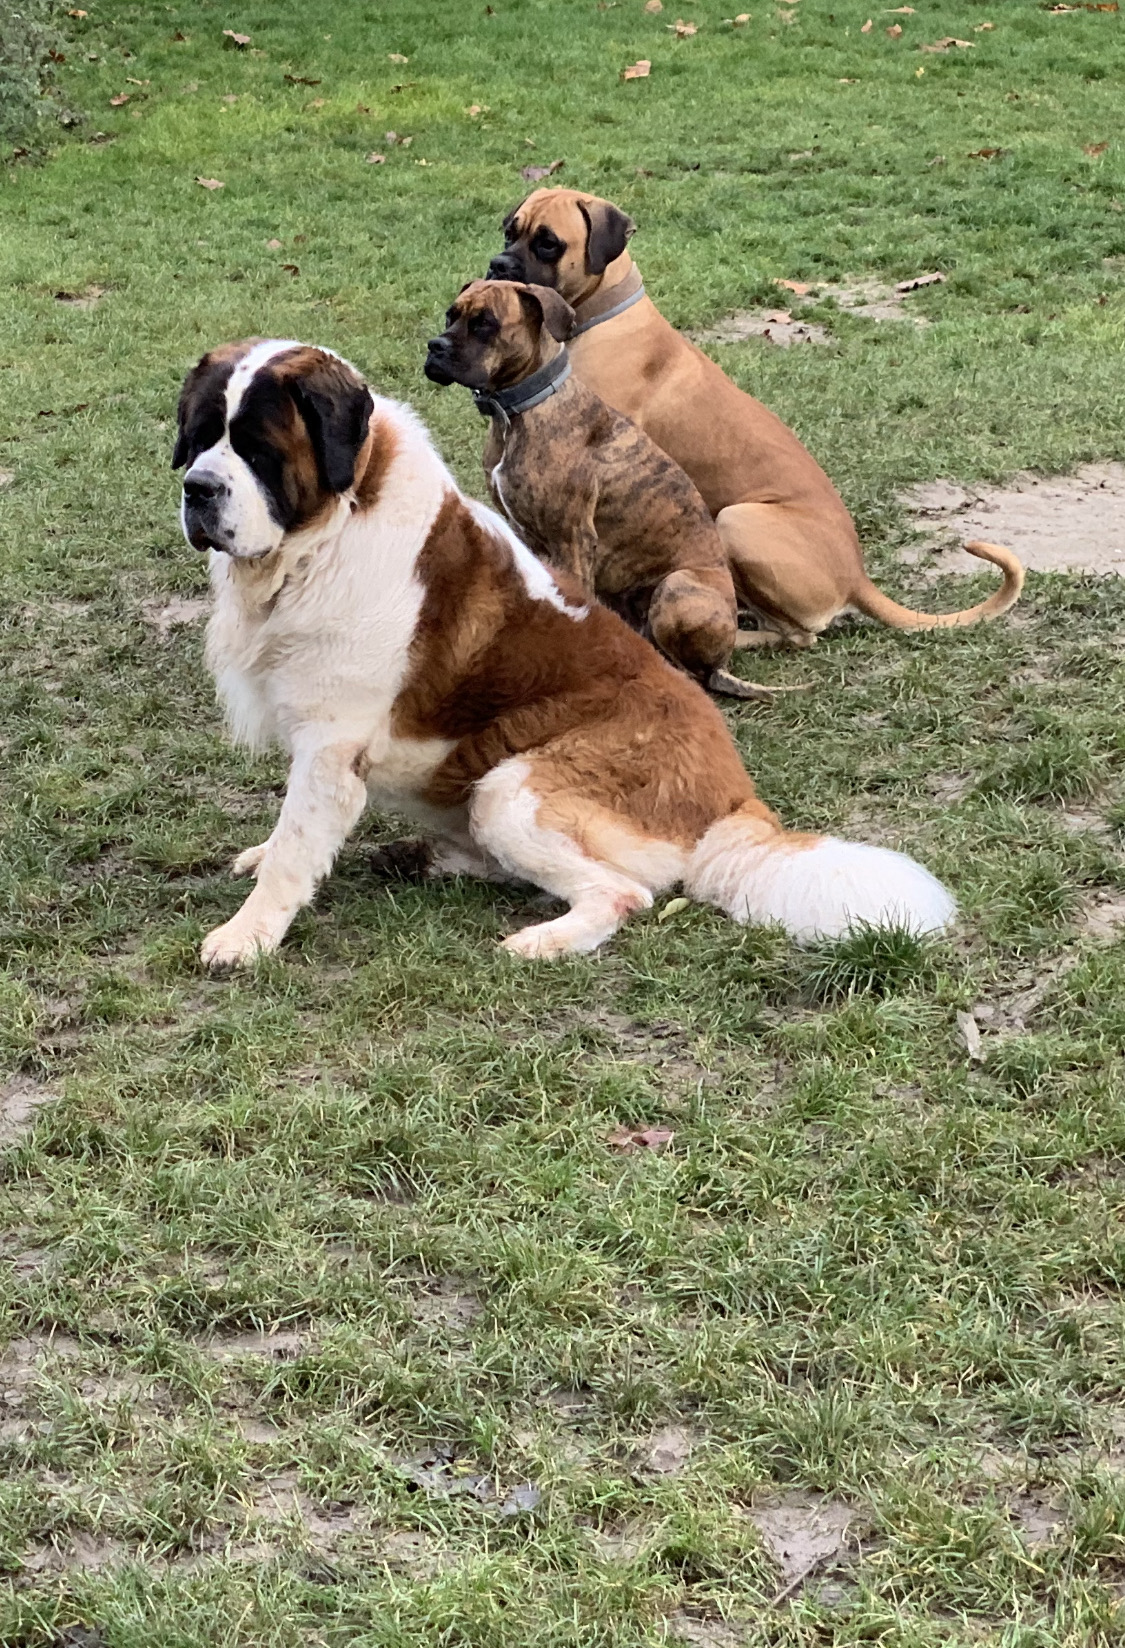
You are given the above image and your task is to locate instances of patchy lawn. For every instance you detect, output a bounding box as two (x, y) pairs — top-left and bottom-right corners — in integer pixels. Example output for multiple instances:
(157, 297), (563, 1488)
(2, 2), (1125, 1644)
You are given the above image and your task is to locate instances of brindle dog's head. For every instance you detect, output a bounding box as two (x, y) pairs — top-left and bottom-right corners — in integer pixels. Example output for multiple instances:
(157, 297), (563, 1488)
(424, 279), (575, 393)
(173, 340), (375, 560)
(485, 188), (636, 306)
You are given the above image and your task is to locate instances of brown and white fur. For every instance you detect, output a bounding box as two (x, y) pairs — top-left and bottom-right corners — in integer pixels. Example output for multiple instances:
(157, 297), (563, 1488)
(488, 188), (1024, 649)
(174, 338), (956, 969)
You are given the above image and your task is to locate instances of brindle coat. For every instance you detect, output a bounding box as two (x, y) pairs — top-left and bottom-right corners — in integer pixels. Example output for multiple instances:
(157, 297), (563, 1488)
(425, 280), (778, 699)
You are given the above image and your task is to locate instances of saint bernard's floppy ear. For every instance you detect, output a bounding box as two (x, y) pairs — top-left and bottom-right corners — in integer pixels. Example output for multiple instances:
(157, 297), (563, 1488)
(172, 351), (234, 470)
(290, 361), (375, 495)
(578, 199), (636, 277)
(516, 283), (576, 342)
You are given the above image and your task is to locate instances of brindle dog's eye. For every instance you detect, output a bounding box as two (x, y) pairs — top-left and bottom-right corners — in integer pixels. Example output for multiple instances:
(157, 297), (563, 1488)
(469, 313), (496, 339)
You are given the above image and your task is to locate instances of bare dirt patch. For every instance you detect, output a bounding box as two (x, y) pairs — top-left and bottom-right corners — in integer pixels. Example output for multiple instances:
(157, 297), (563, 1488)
(1078, 890), (1125, 941)
(204, 1328), (311, 1361)
(901, 463), (1125, 576)
(1009, 1494), (1067, 1551)
(667, 1612), (745, 1647)
(691, 311), (832, 347)
(0, 1077), (55, 1149)
(140, 595), (210, 642)
(638, 1423), (695, 1475)
(54, 285), (108, 309)
(410, 1277), (483, 1329)
(745, 1493), (868, 1597)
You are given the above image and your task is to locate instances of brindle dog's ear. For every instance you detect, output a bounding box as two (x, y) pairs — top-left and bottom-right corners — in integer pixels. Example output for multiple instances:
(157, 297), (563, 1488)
(578, 199), (636, 276)
(292, 364), (374, 494)
(517, 284), (576, 342)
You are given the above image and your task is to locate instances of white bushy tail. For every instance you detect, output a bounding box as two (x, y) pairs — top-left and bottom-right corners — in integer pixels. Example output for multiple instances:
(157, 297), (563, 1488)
(686, 809), (955, 944)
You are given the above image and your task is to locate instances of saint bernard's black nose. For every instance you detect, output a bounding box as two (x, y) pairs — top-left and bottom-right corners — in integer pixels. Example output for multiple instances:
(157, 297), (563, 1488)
(183, 473), (224, 507)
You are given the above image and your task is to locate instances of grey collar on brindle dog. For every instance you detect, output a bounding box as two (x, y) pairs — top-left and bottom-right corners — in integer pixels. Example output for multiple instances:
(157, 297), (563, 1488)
(472, 347), (573, 423)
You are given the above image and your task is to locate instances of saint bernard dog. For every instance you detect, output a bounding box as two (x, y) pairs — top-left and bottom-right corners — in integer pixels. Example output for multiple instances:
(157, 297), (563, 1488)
(173, 337), (955, 969)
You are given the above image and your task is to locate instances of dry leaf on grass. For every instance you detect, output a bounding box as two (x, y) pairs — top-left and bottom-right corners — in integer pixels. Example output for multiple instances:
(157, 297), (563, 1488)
(860, 17), (873, 30)
(281, 263), (299, 275)
(284, 73), (321, 85)
(521, 158), (565, 181)
(658, 896), (690, 921)
(730, 10), (752, 19)
(956, 1011), (984, 1062)
(109, 93), (129, 106)
(467, 103), (487, 116)
(365, 152), (386, 164)
(975, 19), (996, 27)
(968, 147), (1004, 159)
(196, 176), (225, 189)
(669, 17), (698, 34)
(1084, 140), (1110, 156)
(68, 8), (87, 15)
(886, 22), (903, 35)
(920, 35), (974, 49)
(894, 270), (945, 292)
(608, 1125), (676, 1154)
(645, 0), (664, 9)
(621, 58), (652, 77)
(222, 29), (251, 47)
(384, 130), (412, 146)
(388, 51), (409, 62)
(172, 29), (187, 40)
(776, 278), (813, 293)
(885, 5), (914, 10)
(266, 237), (282, 247)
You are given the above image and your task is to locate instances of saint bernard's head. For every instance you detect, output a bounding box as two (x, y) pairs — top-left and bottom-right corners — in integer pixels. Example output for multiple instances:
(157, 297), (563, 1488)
(173, 339), (376, 560)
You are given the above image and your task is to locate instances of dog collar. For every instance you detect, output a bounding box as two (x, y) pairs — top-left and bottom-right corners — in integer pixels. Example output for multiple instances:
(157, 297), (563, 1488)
(472, 348), (572, 421)
(569, 265), (646, 337)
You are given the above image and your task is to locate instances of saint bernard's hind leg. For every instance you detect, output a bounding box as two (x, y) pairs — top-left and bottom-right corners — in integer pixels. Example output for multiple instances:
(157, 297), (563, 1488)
(469, 757), (685, 960)
(202, 736), (368, 969)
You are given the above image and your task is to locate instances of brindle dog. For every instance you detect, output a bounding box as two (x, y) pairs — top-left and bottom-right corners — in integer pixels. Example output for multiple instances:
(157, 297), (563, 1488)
(425, 279), (800, 701)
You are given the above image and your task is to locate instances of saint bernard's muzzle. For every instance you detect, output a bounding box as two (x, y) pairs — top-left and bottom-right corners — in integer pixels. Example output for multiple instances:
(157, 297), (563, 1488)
(173, 338), (375, 561)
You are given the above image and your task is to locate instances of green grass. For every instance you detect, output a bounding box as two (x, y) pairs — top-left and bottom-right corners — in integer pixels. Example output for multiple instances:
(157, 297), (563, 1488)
(3, 2), (1125, 1644)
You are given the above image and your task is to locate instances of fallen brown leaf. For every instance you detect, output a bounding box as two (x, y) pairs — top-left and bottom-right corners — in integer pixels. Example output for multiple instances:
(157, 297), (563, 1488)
(860, 17), (873, 30)
(284, 73), (321, 85)
(838, 75), (858, 81)
(968, 147), (1004, 159)
(520, 158), (565, 181)
(281, 263), (299, 275)
(621, 58), (652, 77)
(365, 152), (386, 164)
(172, 29), (187, 40)
(764, 308), (792, 323)
(669, 17), (698, 33)
(68, 7), (88, 15)
(885, 4), (914, 10)
(645, 0), (663, 10)
(195, 176), (225, 189)
(920, 35), (974, 49)
(775, 277), (813, 293)
(266, 237), (282, 247)
(974, 19), (996, 27)
(390, 82), (416, 93)
(389, 51), (409, 62)
(1084, 140), (1110, 156)
(222, 29), (251, 47)
(109, 93), (129, 106)
(895, 270), (945, 292)
(467, 103), (486, 116)
(886, 21), (903, 35)
(309, 97), (326, 107)
(608, 1125), (675, 1153)
(731, 9), (752, 19)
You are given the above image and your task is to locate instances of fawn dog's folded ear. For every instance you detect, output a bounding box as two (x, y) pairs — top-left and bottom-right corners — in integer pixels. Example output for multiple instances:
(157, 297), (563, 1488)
(517, 283), (577, 342)
(578, 199), (636, 276)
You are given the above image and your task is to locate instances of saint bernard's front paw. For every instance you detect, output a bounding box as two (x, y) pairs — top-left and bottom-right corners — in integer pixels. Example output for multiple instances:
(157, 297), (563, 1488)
(201, 915), (280, 970)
